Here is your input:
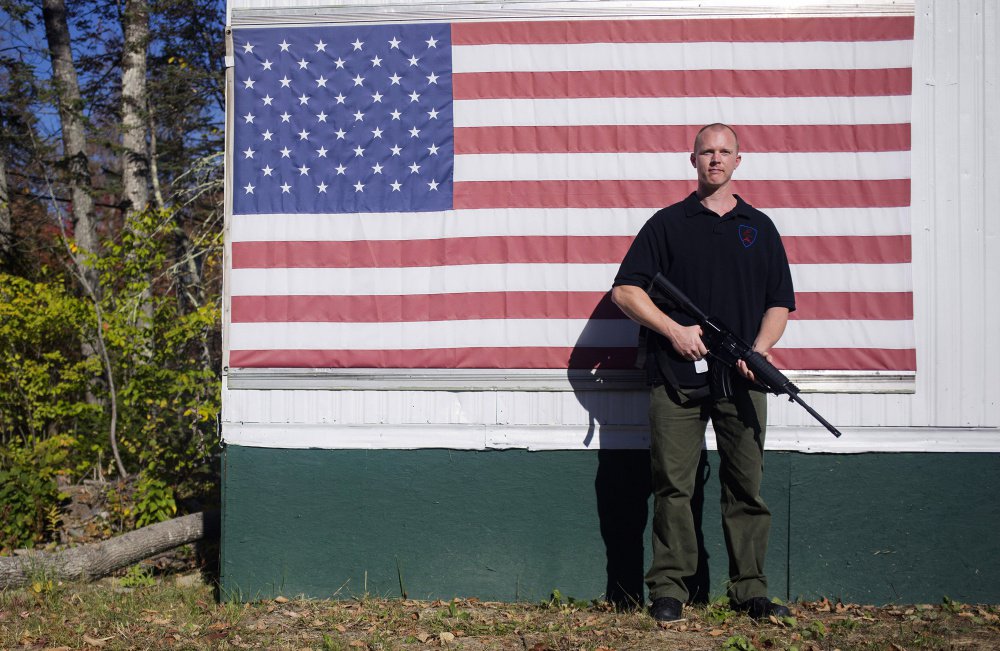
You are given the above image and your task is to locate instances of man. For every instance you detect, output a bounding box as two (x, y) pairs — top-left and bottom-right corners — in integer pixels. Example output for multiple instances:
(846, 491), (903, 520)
(611, 124), (795, 622)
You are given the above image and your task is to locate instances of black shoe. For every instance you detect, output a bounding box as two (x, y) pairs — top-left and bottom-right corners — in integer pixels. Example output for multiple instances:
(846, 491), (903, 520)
(733, 597), (791, 620)
(649, 596), (684, 622)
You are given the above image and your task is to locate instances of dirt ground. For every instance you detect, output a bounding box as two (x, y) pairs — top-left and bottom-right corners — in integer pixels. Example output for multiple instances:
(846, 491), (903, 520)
(1, 574), (999, 650)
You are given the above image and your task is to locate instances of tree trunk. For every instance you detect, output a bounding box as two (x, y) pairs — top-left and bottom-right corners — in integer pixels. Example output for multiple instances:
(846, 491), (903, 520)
(41, 0), (100, 286)
(0, 511), (219, 589)
(121, 0), (150, 217)
(0, 151), (11, 258)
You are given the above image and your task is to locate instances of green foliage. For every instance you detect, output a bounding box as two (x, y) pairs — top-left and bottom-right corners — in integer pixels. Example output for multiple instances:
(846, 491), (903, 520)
(803, 620), (828, 640)
(722, 634), (758, 651)
(704, 595), (736, 625)
(119, 564), (156, 589)
(135, 472), (177, 527)
(0, 434), (73, 549)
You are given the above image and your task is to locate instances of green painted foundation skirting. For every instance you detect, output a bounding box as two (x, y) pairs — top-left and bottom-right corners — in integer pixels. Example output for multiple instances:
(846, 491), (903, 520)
(220, 446), (1000, 604)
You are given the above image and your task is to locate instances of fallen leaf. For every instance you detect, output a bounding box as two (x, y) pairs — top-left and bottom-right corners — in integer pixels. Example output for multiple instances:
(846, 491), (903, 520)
(440, 631), (456, 643)
(349, 642), (365, 649)
(274, 596), (289, 604)
(207, 622), (228, 631)
(416, 632), (430, 643)
(42, 647), (72, 651)
(335, 624), (347, 633)
(82, 634), (114, 647)
(708, 629), (725, 637)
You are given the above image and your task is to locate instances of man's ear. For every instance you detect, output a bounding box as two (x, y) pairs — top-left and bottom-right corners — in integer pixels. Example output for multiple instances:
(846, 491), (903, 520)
(690, 152), (696, 168)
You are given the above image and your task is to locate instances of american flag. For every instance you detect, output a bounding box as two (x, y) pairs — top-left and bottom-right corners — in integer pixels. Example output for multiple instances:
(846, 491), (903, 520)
(228, 16), (915, 373)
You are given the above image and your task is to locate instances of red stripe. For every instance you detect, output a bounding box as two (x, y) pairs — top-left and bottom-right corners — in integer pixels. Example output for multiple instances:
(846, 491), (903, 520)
(231, 236), (633, 269)
(455, 124), (911, 154)
(229, 346), (914, 371)
(229, 347), (638, 369)
(232, 291), (914, 323)
(451, 17), (914, 45)
(454, 69), (911, 100)
(791, 292), (913, 320)
(783, 235), (911, 264)
(770, 347), (916, 371)
(454, 179), (911, 209)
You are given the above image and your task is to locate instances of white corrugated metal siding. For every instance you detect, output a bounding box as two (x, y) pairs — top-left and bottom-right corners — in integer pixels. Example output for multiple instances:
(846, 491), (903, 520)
(222, 0), (1000, 451)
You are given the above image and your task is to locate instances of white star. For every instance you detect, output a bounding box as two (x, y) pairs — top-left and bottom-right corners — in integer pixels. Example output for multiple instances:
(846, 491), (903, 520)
(370, 55), (382, 67)
(334, 93), (346, 104)
(372, 162), (383, 174)
(279, 112), (291, 122)
(428, 143), (439, 155)
(335, 164), (346, 175)
(243, 112), (255, 124)
(280, 147), (292, 158)
(280, 182), (291, 193)
(317, 181), (328, 192)
(333, 57), (345, 69)
(261, 165), (274, 176)
(409, 126), (420, 138)
(278, 40), (291, 52)
(390, 109), (401, 120)
(353, 110), (364, 122)
(244, 182), (255, 194)
(261, 59), (273, 70)
(243, 77), (255, 89)
(390, 180), (402, 191)
(354, 181), (364, 192)
(298, 164), (310, 175)
(316, 75), (328, 87)
(351, 38), (364, 51)
(426, 36), (438, 48)
(371, 127), (383, 139)
(426, 72), (439, 84)
(297, 58), (309, 69)
(409, 162), (420, 173)
(371, 91), (383, 103)
(243, 42), (254, 54)
(315, 40), (327, 52)
(298, 129), (310, 140)
(352, 74), (365, 87)
(389, 73), (402, 85)
(408, 55), (419, 66)
(334, 128), (346, 139)
(409, 91), (420, 102)
(261, 94), (273, 106)
(261, 129), (273, 141)
(298, 94), (310, 105)
(428, 180), (439, 191)
(353, 145), (365, 157)
(243, 147), (255, 159)
(388, 37), (401, 49)
(316, 146), (328, 157)
(390, 144), (402, 156)
(316, 111), (328, 122)
(279, 76), (291, 88)
(427, 108), (439, 119)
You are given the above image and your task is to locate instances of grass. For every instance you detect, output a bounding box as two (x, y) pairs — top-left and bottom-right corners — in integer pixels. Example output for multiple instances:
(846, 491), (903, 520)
(1, 577), (999, 650)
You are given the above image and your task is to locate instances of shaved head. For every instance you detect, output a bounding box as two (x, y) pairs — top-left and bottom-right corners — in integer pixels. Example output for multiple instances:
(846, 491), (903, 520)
(693, 123), (740, 154)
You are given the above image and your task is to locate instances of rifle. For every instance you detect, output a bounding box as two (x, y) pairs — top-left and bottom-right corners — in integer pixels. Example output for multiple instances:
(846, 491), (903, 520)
(650, 272), (843, 438)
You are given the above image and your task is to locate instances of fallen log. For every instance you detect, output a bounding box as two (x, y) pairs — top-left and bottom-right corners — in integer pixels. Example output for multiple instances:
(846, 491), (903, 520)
(0, 510), (219, 589)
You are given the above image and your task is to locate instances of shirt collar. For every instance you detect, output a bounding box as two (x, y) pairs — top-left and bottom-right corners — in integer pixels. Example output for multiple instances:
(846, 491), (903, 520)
(683, 191), (752, 219)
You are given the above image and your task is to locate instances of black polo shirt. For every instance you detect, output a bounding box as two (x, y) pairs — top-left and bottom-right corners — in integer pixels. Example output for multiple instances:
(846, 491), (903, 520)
(614, 192), (796, 388)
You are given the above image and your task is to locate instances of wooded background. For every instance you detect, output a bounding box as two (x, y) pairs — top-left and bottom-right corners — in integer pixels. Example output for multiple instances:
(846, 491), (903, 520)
(0, 0), (225, 551)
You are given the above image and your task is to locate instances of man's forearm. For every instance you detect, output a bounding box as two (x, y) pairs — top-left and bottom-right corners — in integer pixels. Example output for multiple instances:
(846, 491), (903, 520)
(753, 307), (790, 353)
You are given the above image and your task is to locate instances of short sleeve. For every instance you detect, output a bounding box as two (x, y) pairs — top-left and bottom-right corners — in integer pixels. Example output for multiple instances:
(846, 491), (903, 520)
(613, 218), (663, 289)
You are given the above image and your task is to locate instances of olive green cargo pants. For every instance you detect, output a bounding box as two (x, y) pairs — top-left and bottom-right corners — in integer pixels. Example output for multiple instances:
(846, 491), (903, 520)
(645, 383), (771, 604)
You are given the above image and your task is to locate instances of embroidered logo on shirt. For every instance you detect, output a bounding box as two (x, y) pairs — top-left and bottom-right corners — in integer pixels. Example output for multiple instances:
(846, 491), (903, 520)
(738, 225), (758, 248)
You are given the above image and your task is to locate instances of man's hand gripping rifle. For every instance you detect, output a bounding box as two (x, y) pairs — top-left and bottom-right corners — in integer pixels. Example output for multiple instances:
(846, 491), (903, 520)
(650, 273), (843, 438)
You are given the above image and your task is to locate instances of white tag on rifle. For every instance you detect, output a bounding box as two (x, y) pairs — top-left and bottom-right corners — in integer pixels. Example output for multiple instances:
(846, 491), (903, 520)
(694, 358), (708, 374)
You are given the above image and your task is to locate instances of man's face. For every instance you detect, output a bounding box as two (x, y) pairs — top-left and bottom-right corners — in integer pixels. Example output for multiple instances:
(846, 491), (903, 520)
(690, 127), (741, 189)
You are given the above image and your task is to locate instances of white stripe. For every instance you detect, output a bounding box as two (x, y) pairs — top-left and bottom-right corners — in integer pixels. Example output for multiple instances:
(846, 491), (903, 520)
(452, 40), (913, 72)
(781, 319), (915, 349)
(229, 263), (622, 295)
(791, 263), (912, 292)
(228, 318), (913, 351)
(454, 96), (912, 127)
(230, 262), (911, 296)
(230, 207), (911, 242)
(454, 152), (910, 182)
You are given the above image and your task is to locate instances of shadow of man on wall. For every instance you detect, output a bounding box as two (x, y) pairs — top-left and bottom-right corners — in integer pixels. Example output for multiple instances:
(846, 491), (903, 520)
(568, 291), (712, 609)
